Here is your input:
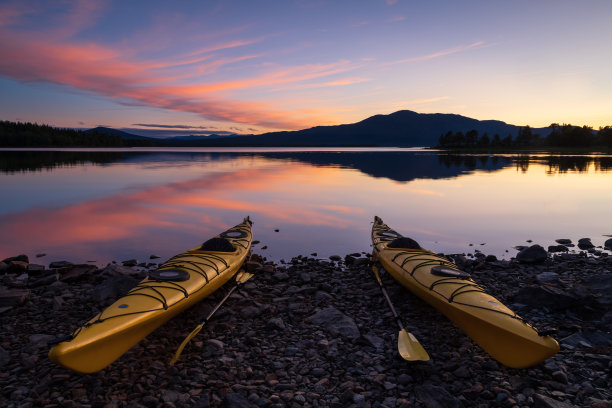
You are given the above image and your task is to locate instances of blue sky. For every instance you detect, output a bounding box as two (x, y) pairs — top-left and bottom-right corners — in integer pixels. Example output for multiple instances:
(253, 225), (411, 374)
(1, 0), (610, 136)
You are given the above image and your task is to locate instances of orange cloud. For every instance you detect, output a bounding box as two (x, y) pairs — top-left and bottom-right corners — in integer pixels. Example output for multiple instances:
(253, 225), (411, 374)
(0, 4), (355, 131)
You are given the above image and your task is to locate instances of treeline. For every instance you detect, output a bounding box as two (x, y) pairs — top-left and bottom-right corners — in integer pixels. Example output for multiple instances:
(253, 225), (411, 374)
(438, 124), (612, 149)
(0, 121), (158, 147)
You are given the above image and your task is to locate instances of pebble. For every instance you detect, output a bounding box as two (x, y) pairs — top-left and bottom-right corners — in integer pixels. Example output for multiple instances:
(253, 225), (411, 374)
(0, 247), (611, 407)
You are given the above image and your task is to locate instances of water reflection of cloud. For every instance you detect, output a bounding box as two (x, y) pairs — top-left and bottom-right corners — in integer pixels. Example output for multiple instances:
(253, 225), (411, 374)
(0, 161), (359, 260)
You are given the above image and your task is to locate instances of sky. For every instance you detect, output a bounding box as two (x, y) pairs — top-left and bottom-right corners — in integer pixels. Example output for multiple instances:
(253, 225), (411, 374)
(0, 0), (611, 137)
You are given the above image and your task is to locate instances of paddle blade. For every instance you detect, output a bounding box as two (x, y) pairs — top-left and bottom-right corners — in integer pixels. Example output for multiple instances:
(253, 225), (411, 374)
(398, 329), (430, 361)
(237, 272), (254, 283)
(170, 324), (203, 365)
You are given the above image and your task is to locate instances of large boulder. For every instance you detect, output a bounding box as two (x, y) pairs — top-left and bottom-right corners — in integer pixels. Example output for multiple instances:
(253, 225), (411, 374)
(577, 238), (595, 250)
(308, 306), (360, 340)
(516, 244), (547, 263)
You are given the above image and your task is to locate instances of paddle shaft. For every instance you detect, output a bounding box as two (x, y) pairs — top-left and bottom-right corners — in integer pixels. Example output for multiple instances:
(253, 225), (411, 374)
(372, 264), (406, 332)
(199, 272), (250, 326)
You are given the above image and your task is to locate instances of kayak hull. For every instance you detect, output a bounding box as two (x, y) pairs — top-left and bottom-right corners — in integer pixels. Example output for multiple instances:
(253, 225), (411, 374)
(49, 217), (252, 373)
(372, 216), (559, 368)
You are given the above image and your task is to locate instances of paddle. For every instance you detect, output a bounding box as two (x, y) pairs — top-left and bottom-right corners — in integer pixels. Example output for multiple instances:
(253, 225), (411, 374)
(170, 271), (254, 365)
(371, 263), (430, 361)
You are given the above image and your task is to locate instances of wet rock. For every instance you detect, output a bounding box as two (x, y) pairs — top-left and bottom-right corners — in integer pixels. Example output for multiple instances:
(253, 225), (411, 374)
(2, 254), (29, 264)
(58, 264), (97, 282)
(516, 244), (548, 263)
(555, 239), (572, 245)
(309, 306), (360, 339)
(605, 238), (612, 250)
(49, 260), (74, 269)
(578, 238), (595, 250)
(329, 255), (342, 262)
(122, 259), (139, 267)
(548, 245), (569, 253)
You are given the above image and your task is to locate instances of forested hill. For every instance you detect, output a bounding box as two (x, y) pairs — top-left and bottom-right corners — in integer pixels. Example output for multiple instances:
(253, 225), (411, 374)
(0, 121), (157, 147)
(192, 110), (537, 147)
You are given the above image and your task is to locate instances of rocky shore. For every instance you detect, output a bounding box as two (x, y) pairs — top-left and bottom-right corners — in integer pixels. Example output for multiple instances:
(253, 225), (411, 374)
(1, 242), (611, 408)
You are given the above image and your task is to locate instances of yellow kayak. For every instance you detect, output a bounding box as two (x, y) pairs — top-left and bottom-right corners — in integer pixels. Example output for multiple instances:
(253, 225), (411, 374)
(371, 216), (559, 368)
(49, 217), (253, 373)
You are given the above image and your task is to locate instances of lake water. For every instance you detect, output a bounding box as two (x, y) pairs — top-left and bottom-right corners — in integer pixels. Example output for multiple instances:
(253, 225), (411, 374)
(1, 148), (611, 266)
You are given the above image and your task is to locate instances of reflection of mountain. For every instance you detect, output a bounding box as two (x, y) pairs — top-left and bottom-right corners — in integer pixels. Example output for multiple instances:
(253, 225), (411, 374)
(261, 152), (511, 181)
(1, 150), (610, 182)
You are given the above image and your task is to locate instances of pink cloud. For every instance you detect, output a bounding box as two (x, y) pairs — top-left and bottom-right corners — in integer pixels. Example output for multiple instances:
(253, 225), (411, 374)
(388, 41), (487, 65)
(0, 4), (352, 130)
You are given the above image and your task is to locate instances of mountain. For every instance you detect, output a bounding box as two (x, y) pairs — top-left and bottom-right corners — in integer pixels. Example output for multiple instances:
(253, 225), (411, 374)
(86, 126), (155, 141)
(192, 110), (547, 147)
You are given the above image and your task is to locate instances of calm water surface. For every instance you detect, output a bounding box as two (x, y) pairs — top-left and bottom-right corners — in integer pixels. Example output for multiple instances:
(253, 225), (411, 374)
(1, 148), (611, 266)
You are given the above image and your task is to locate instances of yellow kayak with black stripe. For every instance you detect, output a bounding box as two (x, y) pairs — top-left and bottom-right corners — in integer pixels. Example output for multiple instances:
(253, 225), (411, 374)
(49, 217), (253, 373)
(371, 216), (559, 368)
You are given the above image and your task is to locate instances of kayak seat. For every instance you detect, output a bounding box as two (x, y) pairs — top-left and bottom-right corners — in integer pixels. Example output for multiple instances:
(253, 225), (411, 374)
(430, 266), (470, 279)
(200, 237), (235, 252)
(387, 237), (421, 250)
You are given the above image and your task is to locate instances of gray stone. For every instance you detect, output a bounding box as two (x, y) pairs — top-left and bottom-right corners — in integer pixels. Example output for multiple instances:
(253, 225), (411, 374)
(551, 370), (568, 384)
(362, 333), (384, 350)
(122, 259), (139, 267)
(533, 393), (576, 408)
(59, 264), (97, 282)
(0, 288), (30, 307)
(204, 339), (224, 355)
(0, 346), (10, 367)
(49, 260), (73, 269)
(605, 238), (612, 250)
(225, 392), (258, 408)
(94, 275), (138, 304)
(555, 239), (572, 245)
(578, 238), (595, 249)
(26, 264), (46, 273)
(29, 334), (56, 346)
(516, 245), (548, 263)
(240, 306), (261, 318)
(101, 263), (138, 276)
(536, 272), (560, 284)
(414, 384), (463, 408)
(267, 317), (286, 330)
(309, 306), (360, 340)
(2, 254), (29, 264)
(548, 245), (569, 253)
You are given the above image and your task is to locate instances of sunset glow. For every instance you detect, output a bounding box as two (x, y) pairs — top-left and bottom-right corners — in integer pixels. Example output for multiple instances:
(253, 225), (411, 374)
(1, 1), (610, 135)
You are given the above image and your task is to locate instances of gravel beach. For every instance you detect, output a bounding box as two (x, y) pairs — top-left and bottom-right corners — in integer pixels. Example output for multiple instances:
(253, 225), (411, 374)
(1, 244), (611, 408)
